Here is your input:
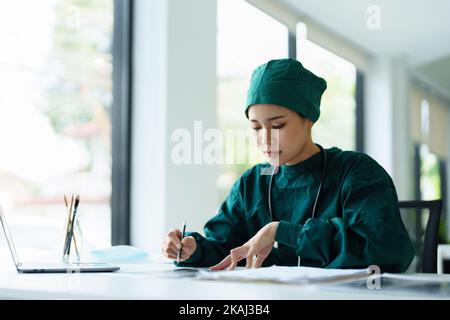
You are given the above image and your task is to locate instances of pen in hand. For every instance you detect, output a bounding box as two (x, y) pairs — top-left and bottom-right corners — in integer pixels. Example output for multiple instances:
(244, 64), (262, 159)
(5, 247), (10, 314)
(176, 221), (186, 263)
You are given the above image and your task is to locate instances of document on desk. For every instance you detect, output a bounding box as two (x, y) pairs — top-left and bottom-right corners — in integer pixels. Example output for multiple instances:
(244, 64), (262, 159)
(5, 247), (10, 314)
(196, 266), (369, 284)
(115, 263), (210, 278)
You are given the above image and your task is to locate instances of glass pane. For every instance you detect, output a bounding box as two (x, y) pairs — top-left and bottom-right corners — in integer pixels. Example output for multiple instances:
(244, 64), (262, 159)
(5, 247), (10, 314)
(420, 144), (441, 200)
(297, 37), (356, 151)
(0, 0), (113, 261)
(217, 0), (288, 199)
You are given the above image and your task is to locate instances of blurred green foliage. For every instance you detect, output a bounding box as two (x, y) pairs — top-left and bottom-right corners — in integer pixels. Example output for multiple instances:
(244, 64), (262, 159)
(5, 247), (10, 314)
(41, 0), (113, 134)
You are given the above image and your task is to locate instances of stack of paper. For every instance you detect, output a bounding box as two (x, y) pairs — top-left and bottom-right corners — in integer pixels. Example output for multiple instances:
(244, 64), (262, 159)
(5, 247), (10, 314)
(196, 266), (369, 284)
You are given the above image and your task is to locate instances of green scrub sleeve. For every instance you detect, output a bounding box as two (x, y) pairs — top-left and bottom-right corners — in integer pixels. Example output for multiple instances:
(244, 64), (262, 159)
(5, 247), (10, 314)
(275, 155), (415, 273)
(175, 179), (248, 267)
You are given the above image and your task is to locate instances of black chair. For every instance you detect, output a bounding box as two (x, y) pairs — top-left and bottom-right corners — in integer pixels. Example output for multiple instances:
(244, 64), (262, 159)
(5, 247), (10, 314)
(398, 200), (442, 273)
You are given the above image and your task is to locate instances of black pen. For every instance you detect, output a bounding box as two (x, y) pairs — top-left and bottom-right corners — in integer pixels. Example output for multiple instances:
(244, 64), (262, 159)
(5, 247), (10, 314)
(176, 221), (186, 264)
(67, 195), (80, 256)
(63, 194), (74, 260)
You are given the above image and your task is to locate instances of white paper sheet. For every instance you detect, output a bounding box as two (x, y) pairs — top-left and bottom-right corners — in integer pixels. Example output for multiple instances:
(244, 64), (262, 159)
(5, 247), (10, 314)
(196, 266), (369, 284)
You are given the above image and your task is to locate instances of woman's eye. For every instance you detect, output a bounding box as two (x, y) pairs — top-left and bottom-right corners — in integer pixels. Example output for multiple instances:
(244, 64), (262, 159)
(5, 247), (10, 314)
(272, 124), (285, 130)
(252, 127), (261, 131)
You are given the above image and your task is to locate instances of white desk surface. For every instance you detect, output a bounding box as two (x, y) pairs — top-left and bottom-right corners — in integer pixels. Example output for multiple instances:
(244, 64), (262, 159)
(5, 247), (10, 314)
(1, 251), (450, 300)
(2, 262), (450, 300)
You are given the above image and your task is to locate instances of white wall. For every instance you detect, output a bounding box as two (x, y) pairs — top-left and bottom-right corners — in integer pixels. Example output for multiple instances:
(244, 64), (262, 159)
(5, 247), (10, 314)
(364, 58), (393, 172)
(364, 56), (413, 200)
(391, 56), (413, 200)
(130, 0), (431, 259)
(131, 0), (218, 257)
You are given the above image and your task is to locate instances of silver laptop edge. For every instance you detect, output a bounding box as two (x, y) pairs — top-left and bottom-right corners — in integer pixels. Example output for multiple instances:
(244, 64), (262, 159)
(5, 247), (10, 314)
(0, 205), (119, 273)
(0, 205), (23, 270)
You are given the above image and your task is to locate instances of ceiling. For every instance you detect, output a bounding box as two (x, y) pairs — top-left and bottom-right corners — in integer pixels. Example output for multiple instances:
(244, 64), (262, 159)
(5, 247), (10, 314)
(278, 0), (450, 95)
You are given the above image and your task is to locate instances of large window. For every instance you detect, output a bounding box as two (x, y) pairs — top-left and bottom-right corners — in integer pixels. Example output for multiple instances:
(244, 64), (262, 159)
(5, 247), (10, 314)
(420, 145), (441, 201)
(0, 0), (114, 260)
(297, 37), (357, 151)
(217, 0), (289, 199)
(411, 88), (450, 243)
(416, 144), (448, 243)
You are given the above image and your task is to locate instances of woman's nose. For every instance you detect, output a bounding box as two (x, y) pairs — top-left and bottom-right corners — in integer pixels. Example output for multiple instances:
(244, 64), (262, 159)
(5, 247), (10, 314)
(260, 128), (271, 147)
(259, 129), (279, 149)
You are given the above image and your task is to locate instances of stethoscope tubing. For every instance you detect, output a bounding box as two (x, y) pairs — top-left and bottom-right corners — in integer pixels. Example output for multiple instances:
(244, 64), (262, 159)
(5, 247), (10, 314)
(268, 144), (327, 221)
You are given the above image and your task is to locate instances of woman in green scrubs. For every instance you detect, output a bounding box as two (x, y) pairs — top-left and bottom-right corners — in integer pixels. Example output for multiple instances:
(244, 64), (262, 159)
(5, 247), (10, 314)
(162, 58), (414, 273)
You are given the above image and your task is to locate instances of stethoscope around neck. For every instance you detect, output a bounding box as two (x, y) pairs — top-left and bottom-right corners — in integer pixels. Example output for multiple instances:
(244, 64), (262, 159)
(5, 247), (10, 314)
(267, 144), (328, 266)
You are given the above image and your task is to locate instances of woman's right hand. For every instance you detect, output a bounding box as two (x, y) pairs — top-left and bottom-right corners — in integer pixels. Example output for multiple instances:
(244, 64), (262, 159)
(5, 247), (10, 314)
(161, 228), (197, 262)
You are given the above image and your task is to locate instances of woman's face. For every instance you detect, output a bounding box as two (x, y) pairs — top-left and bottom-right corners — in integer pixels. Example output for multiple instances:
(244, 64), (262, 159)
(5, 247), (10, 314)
(248, 104), (313, 166)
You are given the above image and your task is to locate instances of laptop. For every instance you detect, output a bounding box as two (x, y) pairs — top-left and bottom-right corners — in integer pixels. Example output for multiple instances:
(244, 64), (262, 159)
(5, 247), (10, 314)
(0, 205), (120, 273)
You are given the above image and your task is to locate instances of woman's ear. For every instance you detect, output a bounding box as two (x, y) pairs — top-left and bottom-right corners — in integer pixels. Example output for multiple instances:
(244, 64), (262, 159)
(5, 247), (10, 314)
(306, 119), (314, 128)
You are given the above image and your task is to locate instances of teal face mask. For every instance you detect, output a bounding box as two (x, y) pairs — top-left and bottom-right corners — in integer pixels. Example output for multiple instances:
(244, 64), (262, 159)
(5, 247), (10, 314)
(90, 245), (149, 263)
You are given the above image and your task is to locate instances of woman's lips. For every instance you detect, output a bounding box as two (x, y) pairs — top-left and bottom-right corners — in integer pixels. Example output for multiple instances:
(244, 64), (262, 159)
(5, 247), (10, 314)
(265, 151), (281, 157)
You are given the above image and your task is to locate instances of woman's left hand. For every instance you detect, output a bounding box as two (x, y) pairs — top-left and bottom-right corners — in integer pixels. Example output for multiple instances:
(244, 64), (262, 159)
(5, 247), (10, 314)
(210, 222), (280, 271)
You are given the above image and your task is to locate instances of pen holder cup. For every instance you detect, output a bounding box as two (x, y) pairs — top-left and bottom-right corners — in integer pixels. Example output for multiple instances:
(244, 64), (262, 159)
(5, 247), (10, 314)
(62, 215), (84, 263)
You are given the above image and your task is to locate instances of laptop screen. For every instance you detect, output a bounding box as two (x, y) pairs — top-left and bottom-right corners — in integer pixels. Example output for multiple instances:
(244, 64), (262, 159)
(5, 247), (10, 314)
(0, 205), (21, 268)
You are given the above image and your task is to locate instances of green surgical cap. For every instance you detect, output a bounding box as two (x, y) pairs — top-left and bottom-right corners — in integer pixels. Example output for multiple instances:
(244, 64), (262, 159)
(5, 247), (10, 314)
(245, 58), (327, 122)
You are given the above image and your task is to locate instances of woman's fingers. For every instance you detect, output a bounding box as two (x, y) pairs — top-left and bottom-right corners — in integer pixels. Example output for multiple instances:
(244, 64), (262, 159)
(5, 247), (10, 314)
(227, 247), (247, 271)
(245, 254), (253, 269)
(167, 229), (182, 249)
(167, 252), (177, 259)
(161, 239), (178, 256)
(211, 245), (261, 271)
(245, 243), (273, 268)
(167, 250), (190, 261)
(251, 244), (272, 268)
(165, 248), (181, 259)
(245, 245), (258, 268)
(209, 233), (276, 270)
(161, 229), (183, 259)
(177, 237), (196, 261)
(226, 259), (237, 271)
(162, 230), (197, 262)
(210, 255), (231, 270)
(165, 237), (179, 252)
(252, 253), (267, 268)
(181, 236), (195, 251)
(180, 251), (191, 260)
(161, 241), (170, 258)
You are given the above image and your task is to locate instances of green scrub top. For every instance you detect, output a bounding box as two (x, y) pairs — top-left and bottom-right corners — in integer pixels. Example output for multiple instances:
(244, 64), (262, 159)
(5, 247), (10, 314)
(178, 147), (415, 273)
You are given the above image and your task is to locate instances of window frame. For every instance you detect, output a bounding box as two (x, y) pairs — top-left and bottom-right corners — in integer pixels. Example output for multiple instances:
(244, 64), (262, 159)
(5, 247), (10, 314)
(356, 70), (365, 152)
(288, 33), (363, 151)
(288, 31), (296, 59)
(111, 0), (133, 245)
(414, 144), (422, 200)
(439, 158), (448, 242)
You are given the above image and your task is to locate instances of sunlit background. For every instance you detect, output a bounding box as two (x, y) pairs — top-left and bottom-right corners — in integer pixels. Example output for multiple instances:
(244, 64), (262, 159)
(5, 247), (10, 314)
(217, 0), (356, 200)
(0, 0), (449, 265)
(0, 0), (112, 260)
